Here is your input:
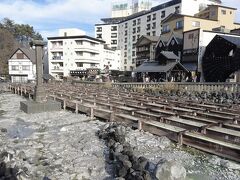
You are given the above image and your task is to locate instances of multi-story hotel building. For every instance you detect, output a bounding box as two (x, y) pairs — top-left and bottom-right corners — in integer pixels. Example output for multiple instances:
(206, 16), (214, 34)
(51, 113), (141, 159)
(95, 0), (221, 71)
(48, 29), (120, 80)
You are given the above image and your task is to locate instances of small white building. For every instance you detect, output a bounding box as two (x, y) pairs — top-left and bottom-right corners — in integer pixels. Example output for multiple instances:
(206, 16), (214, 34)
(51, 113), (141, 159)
(48, 28), (121, 80)
(8, 48), (36, 83)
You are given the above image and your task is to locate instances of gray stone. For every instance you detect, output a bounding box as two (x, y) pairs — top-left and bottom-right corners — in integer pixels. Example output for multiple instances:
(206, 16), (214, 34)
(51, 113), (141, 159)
(20, 100), (61, 114)
(154, 160), (186, 180)
(0, 128), (7, 133)
(220, 160), (240, 170)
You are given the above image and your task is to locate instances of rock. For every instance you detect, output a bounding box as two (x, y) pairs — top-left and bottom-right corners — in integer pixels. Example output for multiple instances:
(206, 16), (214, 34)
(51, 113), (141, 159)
(115, 177), (125, 180)
(1, 128), (7, 133)
(122, 160), (132, 169)
(60, 127), (67, 132)
(154, 160), (186, 180)
(220, 160), (240, 170)
(115, 144), (124, 153)
(18, 151), (27, 161)
(117, 166), (128, 177)
(209, 155), (221, 166)
(138, 156), (148, 170)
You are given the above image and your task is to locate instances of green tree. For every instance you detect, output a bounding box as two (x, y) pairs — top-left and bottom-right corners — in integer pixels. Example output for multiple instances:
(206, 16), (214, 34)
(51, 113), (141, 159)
(0, 28), (17, 74)
(0, 17), (43, 74)
(0, 18), (43, 44)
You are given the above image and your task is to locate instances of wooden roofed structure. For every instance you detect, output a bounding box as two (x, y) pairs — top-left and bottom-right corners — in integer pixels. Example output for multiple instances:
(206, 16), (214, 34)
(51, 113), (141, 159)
(202, 35), (240, 82)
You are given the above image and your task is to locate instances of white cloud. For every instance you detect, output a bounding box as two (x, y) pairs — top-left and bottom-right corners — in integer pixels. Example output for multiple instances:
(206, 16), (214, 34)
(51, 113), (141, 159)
(0, 0), (240, 39)
(0, 0), (114, 39)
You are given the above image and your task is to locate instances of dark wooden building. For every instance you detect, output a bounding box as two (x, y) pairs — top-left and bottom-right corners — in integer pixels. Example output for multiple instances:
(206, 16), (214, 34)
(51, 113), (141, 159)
(202, 35), (240, 82)
(135, 35), (159, 67)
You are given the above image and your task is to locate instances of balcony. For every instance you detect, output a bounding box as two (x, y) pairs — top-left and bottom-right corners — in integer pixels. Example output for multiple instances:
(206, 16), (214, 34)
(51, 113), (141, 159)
(52, 56), (63, 60)
(51, 46), (63, 51)
(51, 66), (63, 72)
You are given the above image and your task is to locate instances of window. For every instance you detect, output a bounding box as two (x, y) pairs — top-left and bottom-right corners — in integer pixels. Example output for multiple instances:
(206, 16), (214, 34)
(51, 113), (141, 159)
(147, 15), (151, 22)
(132, 51), (135, 56)
(147, 32), (150, 36)
(210, 11), (216, 17)
(132, 36), (136, 42)
(133, 20), (136, 26)
(111, 33), (117, 38)
(111, 26), (117, 31)
(97, 34), (102, 38)
(76, 51), (83, 56)
(221, 10), (226, 15)
(192, 21), (200, 27)
(152, 22), (156, 29)
(124, 38), (127, 43)
(162, 24), (170, 33)
(22, 65), (30, 71)
(124, 45), (127, 50)
(132, 59), (135, 64)
(111, 40), (117, 45)
(90, 63), (96, 67)
(152, 13), (156, 20)
(175, 6), (180, 13)
(124, 59), (127, 64)
(137, 26), (141, 33)
(64, 32), (67, 36)
(16, 53), (24, 59)
(125, 23), (128, 28)
(76, 40), (83, 45)
(188, 33), (194, 39)
(11, 65), (19, 70)
(137, 18), (141, 25)
(124, 52), (127, 57)
(124, 30), (128, 36)
(90, 53), (96, 57)
(146, 24), (151, 30)
(133, 27), (136, 34)
(76, 62), (83, 67)
(161, 11), (165, 18)
(90, 42), (96, 46)
(96, 27), (102, 32)
(176, 21), (183, 29)
(152, 31), (156, 36)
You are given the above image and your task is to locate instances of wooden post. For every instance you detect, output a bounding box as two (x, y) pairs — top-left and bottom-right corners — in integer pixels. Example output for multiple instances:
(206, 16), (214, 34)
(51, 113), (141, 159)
(178, 133), (183, 146)
(63, 99), (66, 110)
(138, 120), (142, 130)
(201, 128), (206, 134)
(90, 107), (94, 119)
(110, 112), (114, 121)
(75, 103), (78, 114)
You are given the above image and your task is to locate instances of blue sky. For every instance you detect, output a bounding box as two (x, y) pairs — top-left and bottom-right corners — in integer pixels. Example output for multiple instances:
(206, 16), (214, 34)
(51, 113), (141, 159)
(0, 0), (239, 39)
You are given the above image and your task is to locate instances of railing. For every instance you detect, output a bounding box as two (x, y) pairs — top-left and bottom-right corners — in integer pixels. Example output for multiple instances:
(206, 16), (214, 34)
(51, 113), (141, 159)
(72, 80), (240, 93)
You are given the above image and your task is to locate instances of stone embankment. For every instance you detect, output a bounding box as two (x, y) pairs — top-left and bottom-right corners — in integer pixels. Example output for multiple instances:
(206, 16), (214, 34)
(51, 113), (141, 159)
(97, 123), (186, 180)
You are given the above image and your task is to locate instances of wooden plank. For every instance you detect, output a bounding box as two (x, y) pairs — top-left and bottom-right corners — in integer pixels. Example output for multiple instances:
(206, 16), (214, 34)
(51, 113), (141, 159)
(184, 132), (240, 150)
(165, 116), (207, 128)
(150, 108), (176, 116)
(144, 120), (185, 133)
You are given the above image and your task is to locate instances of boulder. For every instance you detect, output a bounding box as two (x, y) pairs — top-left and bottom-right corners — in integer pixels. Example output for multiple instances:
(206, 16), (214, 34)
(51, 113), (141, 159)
(154, 160), (186, 180)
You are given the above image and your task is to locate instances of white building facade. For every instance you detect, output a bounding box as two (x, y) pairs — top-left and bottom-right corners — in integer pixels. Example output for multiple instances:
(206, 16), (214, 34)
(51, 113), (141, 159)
(111, 0), (152, 18)
(8, 48), (36, 83)
(95, 0), (221, 71)
(48, 29), (121, 79)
